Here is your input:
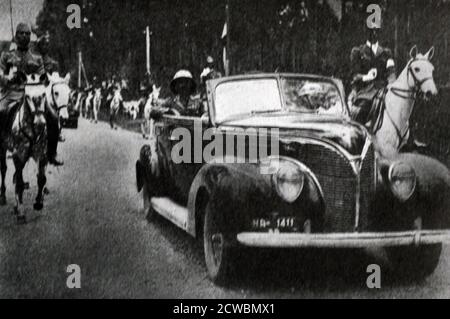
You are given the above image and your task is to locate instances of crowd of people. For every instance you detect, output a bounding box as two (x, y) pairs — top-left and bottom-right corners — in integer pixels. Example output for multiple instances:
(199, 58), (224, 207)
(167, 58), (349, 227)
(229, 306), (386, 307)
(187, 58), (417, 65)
(72, 54), (223, 134)
(0, 17), (422, 152)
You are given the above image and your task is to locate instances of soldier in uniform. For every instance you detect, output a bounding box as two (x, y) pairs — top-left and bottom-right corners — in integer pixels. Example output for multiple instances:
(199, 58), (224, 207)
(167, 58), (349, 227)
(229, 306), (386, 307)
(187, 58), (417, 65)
(35, 31), (64, 166)
(151, 70), (201, 119)
(349, 23), (396, 124)
(199, 57), (222, 109)
(200, 56), (222, 85)
(0, 23), (44, 138)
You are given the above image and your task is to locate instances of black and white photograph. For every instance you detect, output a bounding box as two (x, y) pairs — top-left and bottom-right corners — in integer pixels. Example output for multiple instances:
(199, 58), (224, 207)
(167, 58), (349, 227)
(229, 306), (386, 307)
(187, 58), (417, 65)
(1, 0), (450, 303)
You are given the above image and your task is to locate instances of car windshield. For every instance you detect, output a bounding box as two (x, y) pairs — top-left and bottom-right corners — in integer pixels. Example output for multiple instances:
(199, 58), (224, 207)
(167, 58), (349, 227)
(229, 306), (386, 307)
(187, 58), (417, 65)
(282, 78), (344, 115)
(214, 77), (345, 123)
(214, 78), (282, 123)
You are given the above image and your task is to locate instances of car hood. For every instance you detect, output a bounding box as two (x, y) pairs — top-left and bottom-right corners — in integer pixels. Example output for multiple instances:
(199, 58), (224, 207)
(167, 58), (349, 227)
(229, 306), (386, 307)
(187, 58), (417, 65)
(220, 114), (369, 156)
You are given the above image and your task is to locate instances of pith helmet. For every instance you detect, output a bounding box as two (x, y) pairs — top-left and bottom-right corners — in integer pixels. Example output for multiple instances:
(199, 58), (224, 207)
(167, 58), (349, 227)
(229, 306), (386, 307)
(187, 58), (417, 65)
(170, 70), (196, 95)
(16, 23), (31, 33)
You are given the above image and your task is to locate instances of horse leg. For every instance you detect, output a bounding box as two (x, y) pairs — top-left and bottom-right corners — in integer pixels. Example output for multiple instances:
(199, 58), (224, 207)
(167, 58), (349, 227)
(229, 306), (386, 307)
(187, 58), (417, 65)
(109, 110), (114, 129)
(34, 160), (47, 211)
(0, 148), (6, 206)
(94, 104), (98, 123)
(13, 156), (26, 224)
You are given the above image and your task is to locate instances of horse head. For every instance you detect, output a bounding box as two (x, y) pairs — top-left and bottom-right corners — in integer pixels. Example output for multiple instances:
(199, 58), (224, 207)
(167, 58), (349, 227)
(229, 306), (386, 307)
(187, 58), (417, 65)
(24, 74), (47, 131)
(44, 72), (71, 120)
(407, 46), (438, 101)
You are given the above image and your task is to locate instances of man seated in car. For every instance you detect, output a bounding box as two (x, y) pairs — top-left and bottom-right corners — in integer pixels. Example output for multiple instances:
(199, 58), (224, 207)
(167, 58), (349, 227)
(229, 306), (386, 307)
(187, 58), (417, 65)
(150, 70), (202, 119)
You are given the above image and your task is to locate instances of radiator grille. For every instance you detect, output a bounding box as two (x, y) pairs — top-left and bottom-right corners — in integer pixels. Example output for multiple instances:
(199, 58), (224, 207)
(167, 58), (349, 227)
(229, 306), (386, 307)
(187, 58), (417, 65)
(293, 142), (375, 232)
(296, 143), (356, 232)
(358, 144), (376, 231)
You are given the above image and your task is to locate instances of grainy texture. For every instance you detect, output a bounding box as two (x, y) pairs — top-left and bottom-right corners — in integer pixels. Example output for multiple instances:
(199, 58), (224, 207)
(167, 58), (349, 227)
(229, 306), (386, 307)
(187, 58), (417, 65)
(0, 119), (449, 299)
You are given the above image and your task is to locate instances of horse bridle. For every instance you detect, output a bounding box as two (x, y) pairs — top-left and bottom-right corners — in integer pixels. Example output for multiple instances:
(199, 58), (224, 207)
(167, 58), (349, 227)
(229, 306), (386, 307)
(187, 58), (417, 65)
(390, 58), (434, 100)
(18, 91), (46, 147)
(23, 81), (68, 145)
(49, 81), (69, 112)
(381, 58), (434, 148)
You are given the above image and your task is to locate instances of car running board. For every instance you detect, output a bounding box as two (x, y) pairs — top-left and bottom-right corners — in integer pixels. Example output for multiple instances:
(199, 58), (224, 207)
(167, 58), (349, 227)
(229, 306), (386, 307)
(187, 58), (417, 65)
(151, 197), (188, 231)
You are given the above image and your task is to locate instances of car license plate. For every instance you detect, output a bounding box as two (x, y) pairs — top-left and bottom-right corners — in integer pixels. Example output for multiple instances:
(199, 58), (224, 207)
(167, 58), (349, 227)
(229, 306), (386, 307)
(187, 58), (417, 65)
(252, 217), (297, 231)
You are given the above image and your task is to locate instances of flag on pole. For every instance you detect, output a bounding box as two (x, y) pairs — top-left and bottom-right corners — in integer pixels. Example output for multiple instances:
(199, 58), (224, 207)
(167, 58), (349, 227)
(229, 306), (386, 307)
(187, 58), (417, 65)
(222, 22), (229, 76)
(221, 22), (227, 39)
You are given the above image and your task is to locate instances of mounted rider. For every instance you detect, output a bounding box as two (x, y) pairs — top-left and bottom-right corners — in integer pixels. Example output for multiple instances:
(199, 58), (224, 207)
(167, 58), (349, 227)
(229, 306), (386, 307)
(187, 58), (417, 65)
(349, 21), (396, 124)
(34, 30), (65, 166)
(0, 23), (44, 140)
(151, 70), (201, 119)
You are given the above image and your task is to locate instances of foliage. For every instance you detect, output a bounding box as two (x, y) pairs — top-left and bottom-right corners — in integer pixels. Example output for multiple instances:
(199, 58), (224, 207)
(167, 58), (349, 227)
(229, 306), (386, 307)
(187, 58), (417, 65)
(35, 0), (450, 95)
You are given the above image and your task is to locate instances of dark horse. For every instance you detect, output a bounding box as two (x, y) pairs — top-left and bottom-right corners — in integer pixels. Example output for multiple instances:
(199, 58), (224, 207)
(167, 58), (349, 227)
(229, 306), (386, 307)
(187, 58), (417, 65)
(0, 72), (70, 223)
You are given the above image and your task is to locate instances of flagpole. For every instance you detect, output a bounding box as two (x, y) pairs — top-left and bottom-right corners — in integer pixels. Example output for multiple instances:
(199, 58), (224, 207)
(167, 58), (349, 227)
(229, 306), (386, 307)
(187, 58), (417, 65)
(225, 0), (231, 75)
(145, 26), (151, 75)
(9, 0), (14, 40)
(78, 51), (82, 89)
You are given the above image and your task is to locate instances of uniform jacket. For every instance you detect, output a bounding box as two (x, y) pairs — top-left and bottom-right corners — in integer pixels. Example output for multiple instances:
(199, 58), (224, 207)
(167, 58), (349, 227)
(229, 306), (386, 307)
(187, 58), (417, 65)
(151, 95), (202, 119)
(0, 47), (44, 93)
(350, 42), (396, 100)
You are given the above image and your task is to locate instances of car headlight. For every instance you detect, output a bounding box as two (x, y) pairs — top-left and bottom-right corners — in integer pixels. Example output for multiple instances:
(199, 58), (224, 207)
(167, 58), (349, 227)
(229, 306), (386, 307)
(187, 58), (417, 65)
(264, 158), (305, 203)
(388, 162), (416, 202)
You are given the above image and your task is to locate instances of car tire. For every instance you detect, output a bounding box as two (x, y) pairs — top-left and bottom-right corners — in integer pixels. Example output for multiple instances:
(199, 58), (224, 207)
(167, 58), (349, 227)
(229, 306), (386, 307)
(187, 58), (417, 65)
(386, 244), (442, 282)
(143, 183), (156, 222)
(203, 203), (237, 285)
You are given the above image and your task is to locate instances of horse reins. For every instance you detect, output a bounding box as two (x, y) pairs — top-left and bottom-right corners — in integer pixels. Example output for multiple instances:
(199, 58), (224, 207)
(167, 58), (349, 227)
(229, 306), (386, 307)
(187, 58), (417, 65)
(49, 81), (69, 112)
(18, 81), (66, 149)
(380, 58), (433, 147)
(390, 58), (434, 99)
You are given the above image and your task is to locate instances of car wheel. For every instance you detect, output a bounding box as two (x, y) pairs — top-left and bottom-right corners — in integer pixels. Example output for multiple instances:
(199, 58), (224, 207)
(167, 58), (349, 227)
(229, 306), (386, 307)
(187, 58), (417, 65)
(203, 203), (236, 285)
(386, 244), (442, 282)
(143, 183), (156, 221)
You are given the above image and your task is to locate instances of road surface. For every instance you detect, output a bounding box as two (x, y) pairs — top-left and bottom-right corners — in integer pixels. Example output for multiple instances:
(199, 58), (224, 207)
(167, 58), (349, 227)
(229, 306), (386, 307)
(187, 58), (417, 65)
(0, 119), (449, 298)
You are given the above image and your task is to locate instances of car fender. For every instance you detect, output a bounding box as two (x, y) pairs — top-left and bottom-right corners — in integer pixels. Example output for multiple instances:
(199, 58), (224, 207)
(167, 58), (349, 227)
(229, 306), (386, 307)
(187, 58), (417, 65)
(186, 161), (325, 237)
(136, 144), (153, 192)
(381, 153), (450, 227)
(186, 163), (269, 237)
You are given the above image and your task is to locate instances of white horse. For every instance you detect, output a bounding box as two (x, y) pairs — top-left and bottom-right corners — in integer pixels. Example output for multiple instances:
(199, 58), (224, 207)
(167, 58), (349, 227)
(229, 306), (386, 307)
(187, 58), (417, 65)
(0, 72), (71, 223)
(109, 89), (122, 129)
(142, 85), (162, 140)
(123, 101), (140, 120)
(92, 88), (102, 123)
(85, 90), (94, 120)
(371, 46), (438, 158)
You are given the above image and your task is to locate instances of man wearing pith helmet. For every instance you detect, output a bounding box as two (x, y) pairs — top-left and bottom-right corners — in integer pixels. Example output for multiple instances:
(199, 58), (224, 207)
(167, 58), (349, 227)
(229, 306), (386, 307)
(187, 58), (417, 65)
(35, 30), (59, 75)
(35, 30), (64, 166)
(151, 70), (201, 119)
(0, 23), (44, 139)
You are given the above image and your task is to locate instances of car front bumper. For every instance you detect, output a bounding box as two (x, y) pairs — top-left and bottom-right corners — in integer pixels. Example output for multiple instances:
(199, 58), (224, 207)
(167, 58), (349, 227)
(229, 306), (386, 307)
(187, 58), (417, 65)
(237, 230), (450, 248)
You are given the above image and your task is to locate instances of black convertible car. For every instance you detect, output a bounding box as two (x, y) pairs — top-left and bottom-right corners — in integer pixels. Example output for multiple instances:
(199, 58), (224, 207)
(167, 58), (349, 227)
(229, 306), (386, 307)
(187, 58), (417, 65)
(136, 73), (450, 284)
